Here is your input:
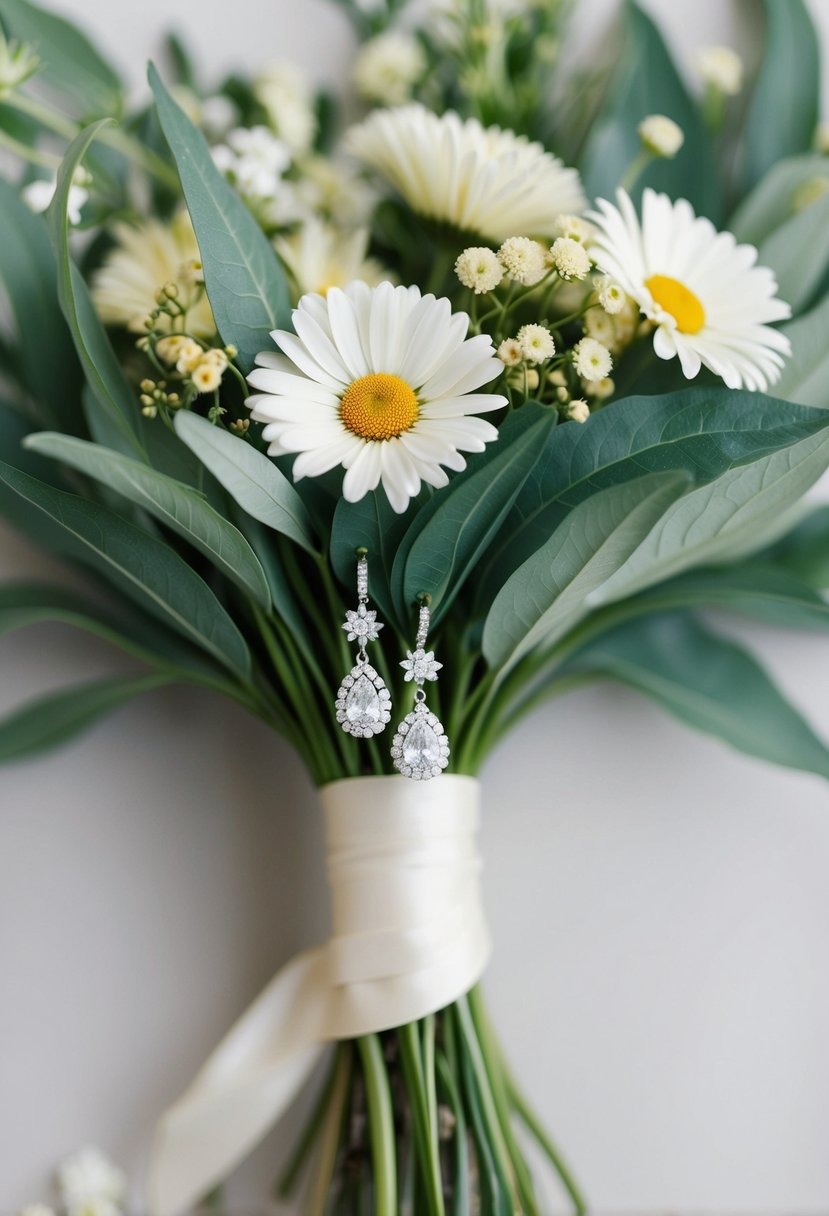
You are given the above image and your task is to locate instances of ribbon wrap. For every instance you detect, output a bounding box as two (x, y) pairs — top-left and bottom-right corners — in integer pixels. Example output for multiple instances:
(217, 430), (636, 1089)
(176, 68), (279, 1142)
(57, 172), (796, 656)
(150, 773), (489, 1216)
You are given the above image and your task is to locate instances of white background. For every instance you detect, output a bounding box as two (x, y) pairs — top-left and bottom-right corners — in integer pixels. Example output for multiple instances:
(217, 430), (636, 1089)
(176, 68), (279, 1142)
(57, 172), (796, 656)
(2, 1), (829, 1211)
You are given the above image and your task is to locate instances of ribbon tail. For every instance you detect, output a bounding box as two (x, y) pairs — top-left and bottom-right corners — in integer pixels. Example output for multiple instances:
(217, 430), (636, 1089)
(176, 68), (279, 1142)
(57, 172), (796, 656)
(149, 949), (330, 1216)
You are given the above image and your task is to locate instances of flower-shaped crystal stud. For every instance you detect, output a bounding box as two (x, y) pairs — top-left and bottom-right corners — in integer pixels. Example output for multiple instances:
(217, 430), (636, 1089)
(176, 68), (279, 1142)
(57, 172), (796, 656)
(342, 601), (383, 644)
(400, 648), (442, 683)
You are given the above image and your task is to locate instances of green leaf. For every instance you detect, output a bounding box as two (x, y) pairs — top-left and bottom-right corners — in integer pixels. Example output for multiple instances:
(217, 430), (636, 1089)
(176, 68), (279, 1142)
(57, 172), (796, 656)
(0, 0), (123, 117)
(148, 64), (291, 372)
(739, 0), (820, 197)
(766, 504), (829, 588)
(578, 0), (721, 220)
(479, 388), (829, 603)
(403, 404), (555, 625)
(0, 674), (172, 764)
(0, 581), (231, 689)
(47, 121), (146, 458)
(0, 178), (82, 430)
(774, 291), (829, 406)
(482, 472), (690, 670)
(588, 427), (829, 609)
(756, 190), (829, 315)
(25, 432), (271, 610)
(623, 563), (829, 633)
(0, 462), (251, 680)
(564, 612), (829, 781)
(730, 154), (829, 246)
(174, 410), (318, 555)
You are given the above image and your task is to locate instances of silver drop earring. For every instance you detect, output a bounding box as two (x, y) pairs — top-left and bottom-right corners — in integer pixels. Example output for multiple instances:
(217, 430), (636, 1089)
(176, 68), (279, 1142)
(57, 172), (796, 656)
(334, 549), (392, 737)
(391, 596), (450, 780)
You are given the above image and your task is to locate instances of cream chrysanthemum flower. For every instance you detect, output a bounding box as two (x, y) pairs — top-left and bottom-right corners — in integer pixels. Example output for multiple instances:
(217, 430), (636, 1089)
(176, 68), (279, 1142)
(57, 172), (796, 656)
(91, 212), (214, 338)
(346, 103), (585, 241)
(589, 188), (791, 390)
(455, 246), (503, 293)
(353, 31), (427, 106)
(573, 337), (613, 381)
(276, 219), (389, 302)
(246, 281), (507, 512)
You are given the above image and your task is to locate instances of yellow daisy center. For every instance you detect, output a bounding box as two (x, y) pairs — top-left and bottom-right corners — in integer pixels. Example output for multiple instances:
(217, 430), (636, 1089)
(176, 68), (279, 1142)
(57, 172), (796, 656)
(645, 274), (706, 334)
(340, 373), (419, 441)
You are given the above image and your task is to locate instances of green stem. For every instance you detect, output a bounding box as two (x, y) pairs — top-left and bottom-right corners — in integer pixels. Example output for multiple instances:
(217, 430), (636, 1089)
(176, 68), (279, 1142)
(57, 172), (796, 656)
(618, 147), (653, 193)
(507, 1079), (587, 1215)
(357, 1035), (398, 1216)
(277, 1047), (340, 1198)
(304, 1045), (353, 1216)
(399, 1022), (446, 1216)
(434, 1046), (470, 1216)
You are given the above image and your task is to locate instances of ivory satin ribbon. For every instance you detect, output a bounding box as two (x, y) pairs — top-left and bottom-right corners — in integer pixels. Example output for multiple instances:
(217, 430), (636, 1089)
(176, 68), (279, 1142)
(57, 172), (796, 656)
(150, 773), (490, 1216)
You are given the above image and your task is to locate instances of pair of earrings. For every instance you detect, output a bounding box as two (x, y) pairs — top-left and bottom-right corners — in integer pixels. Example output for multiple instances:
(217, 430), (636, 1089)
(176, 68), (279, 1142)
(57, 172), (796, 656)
(334, 550), (450, 781)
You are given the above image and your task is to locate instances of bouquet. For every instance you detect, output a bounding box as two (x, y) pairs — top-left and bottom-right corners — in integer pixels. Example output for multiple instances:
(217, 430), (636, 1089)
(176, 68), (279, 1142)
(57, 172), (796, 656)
(3, 0), (829, 1211)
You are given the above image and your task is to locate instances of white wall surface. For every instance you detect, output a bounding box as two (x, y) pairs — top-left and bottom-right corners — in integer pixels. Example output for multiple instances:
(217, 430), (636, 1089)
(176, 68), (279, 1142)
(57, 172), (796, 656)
(2, 1), (829, 1212)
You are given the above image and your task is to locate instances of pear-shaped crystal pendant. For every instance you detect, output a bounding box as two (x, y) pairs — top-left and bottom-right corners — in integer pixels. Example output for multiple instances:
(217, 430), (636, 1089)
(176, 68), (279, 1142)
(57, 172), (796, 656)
(391, 699), (450, 779)
(335, 551), (392, 737)
(335, 661), (392, 737)
(392, 597), (450, 780)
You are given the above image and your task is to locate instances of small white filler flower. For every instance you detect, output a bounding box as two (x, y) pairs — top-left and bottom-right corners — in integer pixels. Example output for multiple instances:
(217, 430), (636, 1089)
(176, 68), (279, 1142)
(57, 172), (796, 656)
(346, 103), (585, 241)
(57, 1148), (126, 1216)
(638, 114), (684, 158)
(696, 45), (743, 96)
(246, 281), (507, 512)
(590, 188), (791, 390)
(353, 31), (427, 106)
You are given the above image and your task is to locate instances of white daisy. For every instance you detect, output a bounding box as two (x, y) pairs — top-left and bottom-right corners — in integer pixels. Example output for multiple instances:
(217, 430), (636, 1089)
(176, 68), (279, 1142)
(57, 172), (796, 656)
(589, 188), (791, 391)
(346, 103), (585, 242)
(246, 281), (507, 513)
(91, 211), (214, 338)
(275, 218), (389, 302)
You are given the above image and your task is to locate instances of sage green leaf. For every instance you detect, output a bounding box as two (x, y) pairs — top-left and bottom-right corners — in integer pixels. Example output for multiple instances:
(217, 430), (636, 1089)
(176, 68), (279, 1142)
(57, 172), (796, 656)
(403, 404), (555, 624)
(579, 1), (721, 219)
(479, 388), (829, 604)
(730, 154), (829, 246)
(0, 0), (123, 117)
(25, 432), (271, 610)
(564, 612), (829, 781)
(0, 674), (172, 764)
(740, 0), (820, 196)
(0, 178), (82, 430)
(149, 64), (291, 372)
(623, 564), (829, 633)
(0, 462), (251, 680)
(774, 291), (829, 407)
(767, 504), (829, 588)
(174, 410), (318, 555)
(588, 427), (829, 609)
(757, 190), (829, 315)
(0, 581), (235, 688)
(482, 472), (690, 670)
(48, 121), (146, 458)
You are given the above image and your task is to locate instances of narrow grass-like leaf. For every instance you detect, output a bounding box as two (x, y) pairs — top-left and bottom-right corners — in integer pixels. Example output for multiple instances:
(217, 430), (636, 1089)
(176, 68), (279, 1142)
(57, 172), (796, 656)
(149, 64), (291, 372)
(739, 0), (820, 196)
(0, 674), (171, 764)
(47, 120), (146, 458)
(174, 410), (317, 554)
(0, 178), (82, 430)
(26, 432), (271, 609)
(564, 612), (829, 781)
(483, 472), (690, 670)
(0, 462), (251, 680)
